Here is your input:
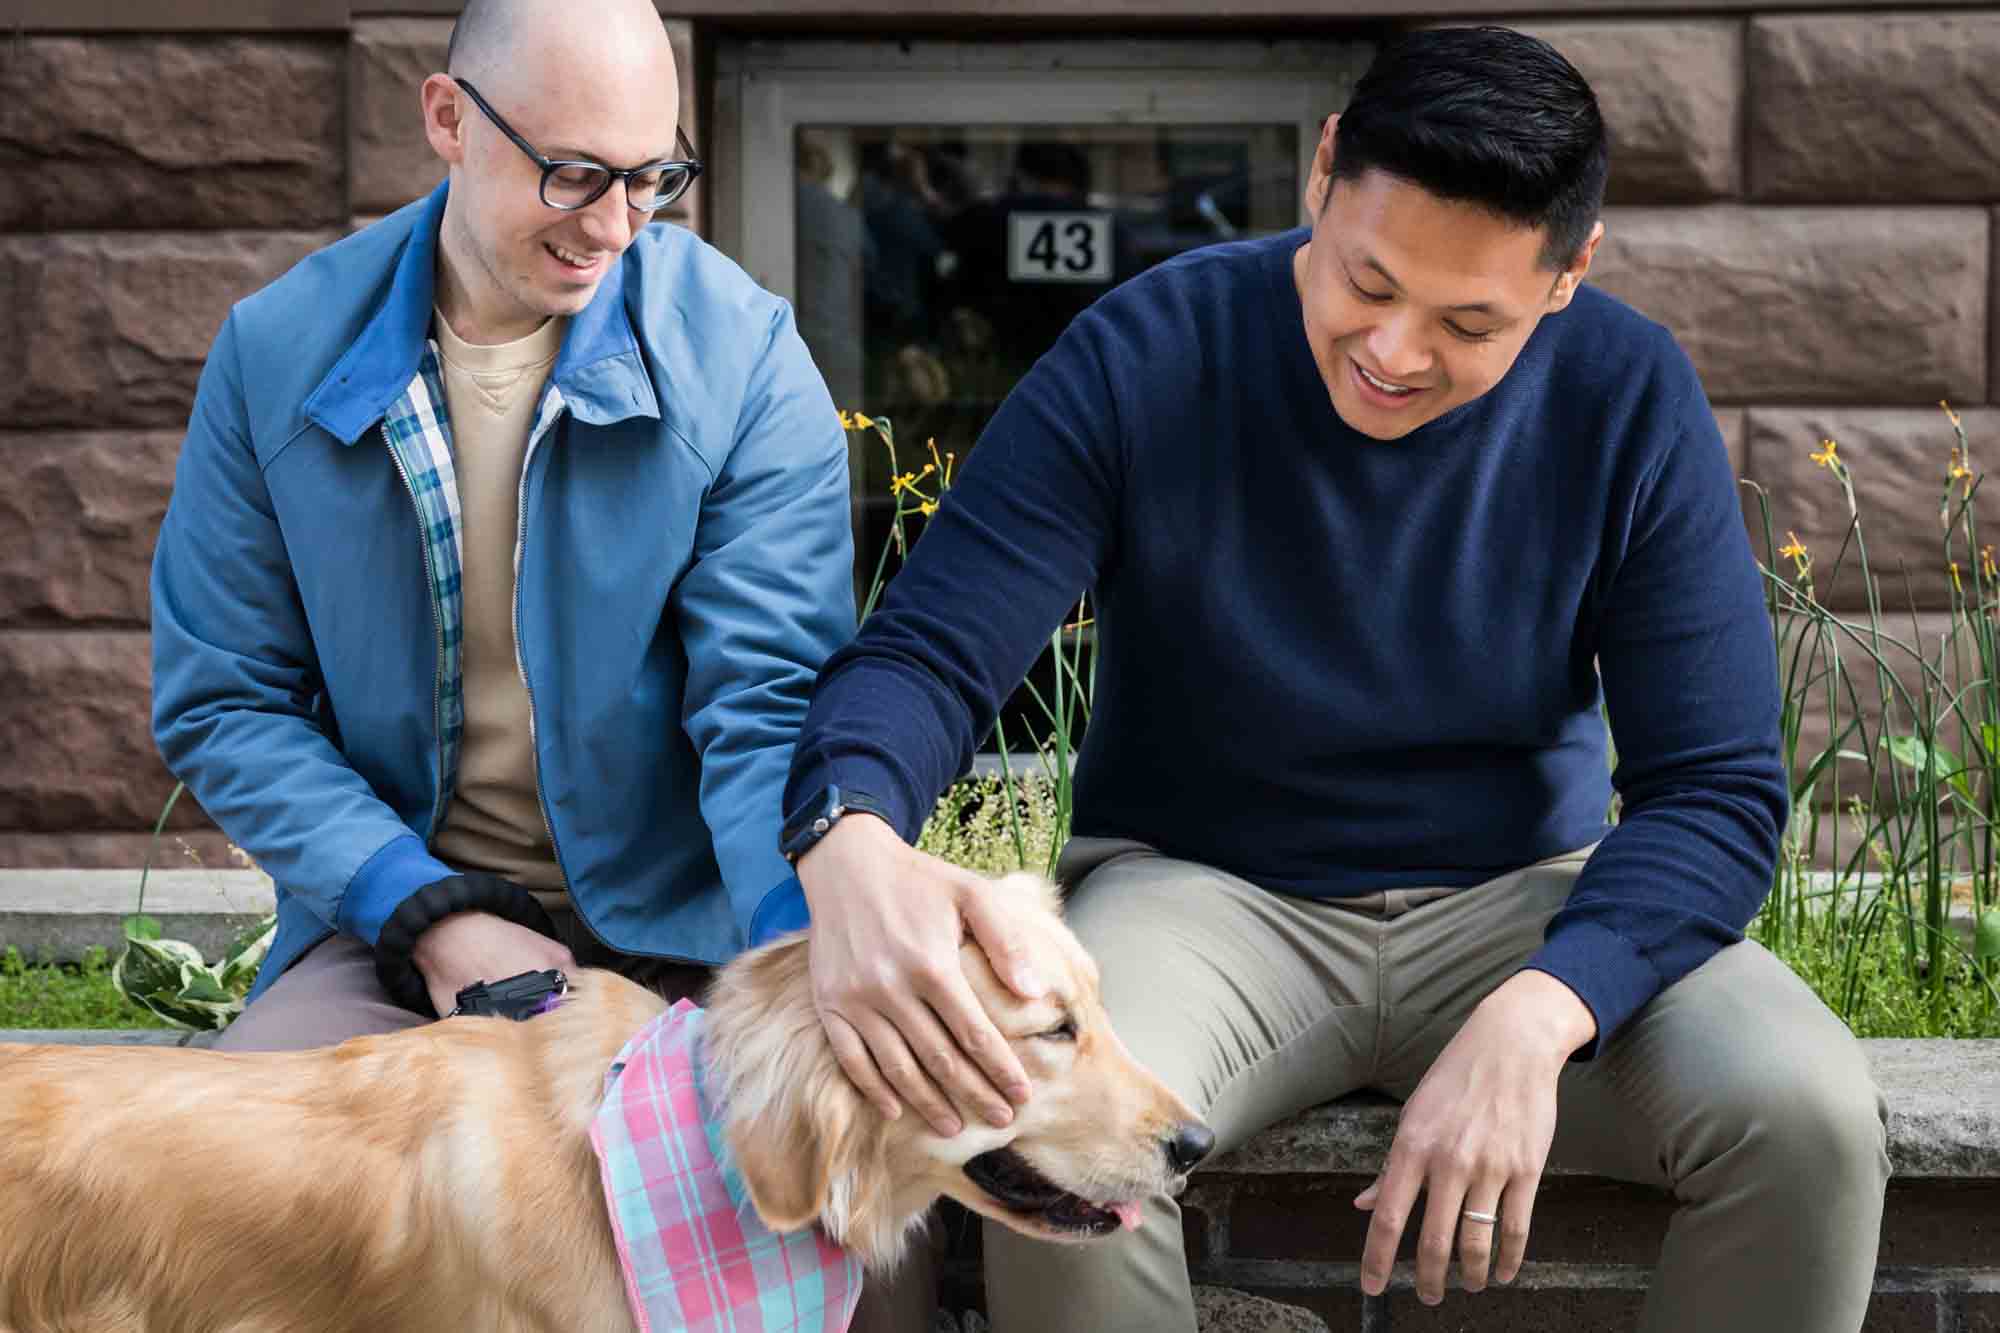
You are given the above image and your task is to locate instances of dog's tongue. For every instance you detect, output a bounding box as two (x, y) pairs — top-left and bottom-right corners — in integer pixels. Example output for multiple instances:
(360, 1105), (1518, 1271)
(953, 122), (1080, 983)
(1111, 1200), (1144, 1231)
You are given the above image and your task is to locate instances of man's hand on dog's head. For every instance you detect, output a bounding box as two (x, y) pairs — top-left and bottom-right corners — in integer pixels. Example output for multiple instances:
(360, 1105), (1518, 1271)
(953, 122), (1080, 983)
(412, 911), (578, 1023)
(797, 812), (1046, 1138)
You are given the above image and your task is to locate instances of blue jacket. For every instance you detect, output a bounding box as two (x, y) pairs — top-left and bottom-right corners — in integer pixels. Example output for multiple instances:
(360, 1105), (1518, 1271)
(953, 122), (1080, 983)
(153, 183), (854, 1001)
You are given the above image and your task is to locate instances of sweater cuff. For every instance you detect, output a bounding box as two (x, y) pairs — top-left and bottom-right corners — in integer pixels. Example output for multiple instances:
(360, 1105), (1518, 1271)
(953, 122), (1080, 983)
(337, 833), (458, 945)
(1520, 919), (1661, 1062)
(787, 752), (926, 844)
(748, 873), (812, 948)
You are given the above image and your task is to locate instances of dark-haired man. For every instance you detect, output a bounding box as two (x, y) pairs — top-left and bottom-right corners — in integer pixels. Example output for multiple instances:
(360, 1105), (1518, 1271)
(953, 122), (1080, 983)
(155, 0), (853, 1050)
(785, 26), (1887, 1332)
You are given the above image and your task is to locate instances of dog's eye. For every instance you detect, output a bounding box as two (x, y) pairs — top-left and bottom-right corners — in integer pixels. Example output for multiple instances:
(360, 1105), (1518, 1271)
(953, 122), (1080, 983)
(1036, 1016), (1078, 1042)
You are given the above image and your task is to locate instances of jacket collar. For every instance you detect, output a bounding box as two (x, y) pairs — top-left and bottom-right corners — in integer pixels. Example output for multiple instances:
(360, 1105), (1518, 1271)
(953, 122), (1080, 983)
(304, 181), (662, 446)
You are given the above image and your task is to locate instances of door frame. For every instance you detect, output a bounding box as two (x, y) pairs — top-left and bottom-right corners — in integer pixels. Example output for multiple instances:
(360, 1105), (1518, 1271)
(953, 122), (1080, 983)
(710, 36), (1375, 300)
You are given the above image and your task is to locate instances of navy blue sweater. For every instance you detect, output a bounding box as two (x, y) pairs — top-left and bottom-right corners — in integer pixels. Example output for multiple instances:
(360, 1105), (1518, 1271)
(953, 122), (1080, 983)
(788, 228), (1785, 1056)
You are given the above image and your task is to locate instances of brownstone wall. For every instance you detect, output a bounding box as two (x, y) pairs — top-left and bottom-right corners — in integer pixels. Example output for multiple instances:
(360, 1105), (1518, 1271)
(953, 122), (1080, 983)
(0, 17), (700, 868)
(1, 11), (1995, 861)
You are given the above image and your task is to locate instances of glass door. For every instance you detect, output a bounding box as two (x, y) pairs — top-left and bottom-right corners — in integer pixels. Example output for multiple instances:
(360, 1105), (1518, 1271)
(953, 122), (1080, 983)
(797, 121), (1302, 557)
(716, 41), (1368, 750)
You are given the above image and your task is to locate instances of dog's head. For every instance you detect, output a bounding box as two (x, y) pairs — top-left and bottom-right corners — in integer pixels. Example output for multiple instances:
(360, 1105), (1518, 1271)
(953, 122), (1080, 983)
(702, 873), (1212, 1271)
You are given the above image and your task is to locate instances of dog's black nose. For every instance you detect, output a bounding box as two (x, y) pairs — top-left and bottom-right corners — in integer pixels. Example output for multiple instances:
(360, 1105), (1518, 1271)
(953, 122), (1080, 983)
(1164, 1122), (1215, 1173)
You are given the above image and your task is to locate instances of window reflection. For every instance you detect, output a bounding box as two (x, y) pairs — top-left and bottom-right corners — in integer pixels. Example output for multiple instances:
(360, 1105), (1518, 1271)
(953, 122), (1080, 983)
(795, 123), (1298, 740)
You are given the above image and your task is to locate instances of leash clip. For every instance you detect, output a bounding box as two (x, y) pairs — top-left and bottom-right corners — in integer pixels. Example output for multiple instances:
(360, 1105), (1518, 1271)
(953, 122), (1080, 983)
(447, 967), (569, 1020)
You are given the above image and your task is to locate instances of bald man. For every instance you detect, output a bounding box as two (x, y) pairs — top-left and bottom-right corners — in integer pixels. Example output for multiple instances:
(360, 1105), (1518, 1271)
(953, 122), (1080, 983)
(154, 0), (853, 1055)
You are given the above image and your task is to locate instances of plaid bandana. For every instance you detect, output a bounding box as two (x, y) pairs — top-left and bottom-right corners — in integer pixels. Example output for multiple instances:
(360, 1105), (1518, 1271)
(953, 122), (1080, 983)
(590, 1000), (865, 1333)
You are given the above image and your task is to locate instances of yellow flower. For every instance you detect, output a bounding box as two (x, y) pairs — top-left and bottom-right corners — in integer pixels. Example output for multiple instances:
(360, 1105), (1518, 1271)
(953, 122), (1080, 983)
(1983, 546), (1995, 582)
(852, 411), (876, 430)
(1943, 399), (1963, 431)
(918, 501), (938, 517)
(1952, 561), (1964, 594)
(1810, 438), (1840, 469)
(1950, 447), (1971, 484)
(1778, 531), (1811, 578)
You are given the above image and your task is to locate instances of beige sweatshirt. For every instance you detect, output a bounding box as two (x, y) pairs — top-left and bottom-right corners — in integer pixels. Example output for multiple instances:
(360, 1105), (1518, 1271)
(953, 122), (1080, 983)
(426, 308), (569, 906)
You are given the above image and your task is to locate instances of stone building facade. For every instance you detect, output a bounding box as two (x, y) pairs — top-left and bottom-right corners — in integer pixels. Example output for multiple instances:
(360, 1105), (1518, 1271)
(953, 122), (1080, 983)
(2, 2), (1997, 865)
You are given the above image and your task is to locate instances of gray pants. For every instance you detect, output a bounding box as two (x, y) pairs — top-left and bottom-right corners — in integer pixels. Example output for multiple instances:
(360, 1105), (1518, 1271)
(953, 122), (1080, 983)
(210, 909), (712, 1050)
(969, 839), (1889, 1333)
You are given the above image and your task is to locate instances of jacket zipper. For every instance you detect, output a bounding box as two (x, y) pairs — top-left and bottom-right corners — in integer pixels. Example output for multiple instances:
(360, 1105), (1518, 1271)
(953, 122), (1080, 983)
(513, 402), (708, 966)
(387, 426), (448, 836)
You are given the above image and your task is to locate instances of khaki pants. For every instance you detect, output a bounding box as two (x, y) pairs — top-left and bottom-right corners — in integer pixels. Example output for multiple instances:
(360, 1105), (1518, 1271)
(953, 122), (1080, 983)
(970, 839), (1889, 1333)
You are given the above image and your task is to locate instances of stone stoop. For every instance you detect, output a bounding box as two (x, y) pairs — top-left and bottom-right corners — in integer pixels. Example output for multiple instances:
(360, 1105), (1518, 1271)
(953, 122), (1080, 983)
(0, 867), (274, 963)
(932, 1042), (2000, 1332)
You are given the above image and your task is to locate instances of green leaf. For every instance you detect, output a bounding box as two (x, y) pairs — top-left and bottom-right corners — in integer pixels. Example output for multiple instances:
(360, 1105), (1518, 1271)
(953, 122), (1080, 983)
(177, 972), (232, 1005)
(107, 920), (266, 1033)
(1975, 910), (2000, 970)
(1883, 735), (1966, 793)
(218, 918), (275, 995)
(1884, 734), (1932, 772)
(121, 914), (162, 942)
(113, 939), (177, 996)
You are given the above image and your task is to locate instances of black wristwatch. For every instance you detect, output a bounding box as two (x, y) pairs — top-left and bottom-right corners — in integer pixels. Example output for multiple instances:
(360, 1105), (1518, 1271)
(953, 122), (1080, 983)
(780, 784), (896, 864)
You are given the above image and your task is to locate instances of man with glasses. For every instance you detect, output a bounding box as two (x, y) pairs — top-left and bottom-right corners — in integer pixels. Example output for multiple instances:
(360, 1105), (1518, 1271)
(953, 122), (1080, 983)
(154, 0), (853, 1056)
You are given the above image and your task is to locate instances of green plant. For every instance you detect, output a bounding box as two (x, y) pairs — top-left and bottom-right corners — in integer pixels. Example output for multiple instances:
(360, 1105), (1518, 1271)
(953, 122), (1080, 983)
(112, 781), (276, 1031)
(843, 410), (1096, 878)
(916, 773), (1061, 876)
(1746, 404), (2000, 1033)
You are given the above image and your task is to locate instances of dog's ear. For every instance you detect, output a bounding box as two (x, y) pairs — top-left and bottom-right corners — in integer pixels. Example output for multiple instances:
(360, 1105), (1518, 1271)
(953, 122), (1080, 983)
(728, 1056), (863, 1233)
(710, 941), (872, 1234)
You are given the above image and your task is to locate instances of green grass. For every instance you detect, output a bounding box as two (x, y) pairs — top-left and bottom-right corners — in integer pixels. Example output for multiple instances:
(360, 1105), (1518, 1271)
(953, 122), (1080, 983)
(0, 945), (171, 1030)
(1765, 927), (1999, 1038)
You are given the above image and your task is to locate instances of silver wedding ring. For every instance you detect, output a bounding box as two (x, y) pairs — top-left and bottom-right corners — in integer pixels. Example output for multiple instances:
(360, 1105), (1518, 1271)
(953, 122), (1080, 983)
(1461, 1208), (1500, 1225)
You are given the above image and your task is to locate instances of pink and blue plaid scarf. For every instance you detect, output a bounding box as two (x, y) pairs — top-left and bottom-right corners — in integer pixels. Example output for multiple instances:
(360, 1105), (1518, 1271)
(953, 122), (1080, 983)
(589, 999), (864, 1333)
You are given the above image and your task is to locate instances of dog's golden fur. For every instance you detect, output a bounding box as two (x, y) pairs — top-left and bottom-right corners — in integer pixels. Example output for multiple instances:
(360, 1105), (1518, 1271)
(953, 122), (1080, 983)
(0, 873), (1203, 1333)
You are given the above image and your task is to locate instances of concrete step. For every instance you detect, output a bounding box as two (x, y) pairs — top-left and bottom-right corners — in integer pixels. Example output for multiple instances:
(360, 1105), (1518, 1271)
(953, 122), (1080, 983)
(0, 868), (274, 963)
(0, 1028), (214, 1047)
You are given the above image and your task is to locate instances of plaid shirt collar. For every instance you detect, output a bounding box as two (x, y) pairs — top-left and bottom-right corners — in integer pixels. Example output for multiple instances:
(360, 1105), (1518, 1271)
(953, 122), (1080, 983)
(590, 1000), (865, 1333)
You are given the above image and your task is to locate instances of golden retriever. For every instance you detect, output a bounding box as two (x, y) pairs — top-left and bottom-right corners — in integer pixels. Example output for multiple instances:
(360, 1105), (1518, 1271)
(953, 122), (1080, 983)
(0, 873), (1210, 1332)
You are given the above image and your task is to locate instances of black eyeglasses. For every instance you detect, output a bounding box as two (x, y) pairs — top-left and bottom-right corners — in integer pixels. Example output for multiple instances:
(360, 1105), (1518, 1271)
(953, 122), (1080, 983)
(455, 78), (703, 214)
